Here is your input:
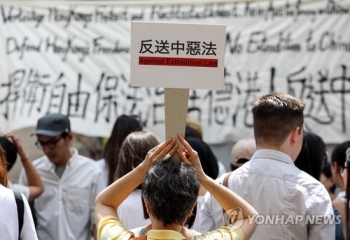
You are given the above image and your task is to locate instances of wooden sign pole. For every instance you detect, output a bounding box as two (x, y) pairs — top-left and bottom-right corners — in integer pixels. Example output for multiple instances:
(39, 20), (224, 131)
(164, 88), (189, 163)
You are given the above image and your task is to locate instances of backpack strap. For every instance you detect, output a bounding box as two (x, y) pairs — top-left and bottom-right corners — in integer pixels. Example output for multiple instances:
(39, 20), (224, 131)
(13, 191), (24, 240)
(222, 172), (232, 226)
(222, 171), (232, 188)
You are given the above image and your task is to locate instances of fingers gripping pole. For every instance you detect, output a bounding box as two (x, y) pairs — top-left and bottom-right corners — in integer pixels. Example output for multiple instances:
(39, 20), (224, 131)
(164, 88), (189, 164)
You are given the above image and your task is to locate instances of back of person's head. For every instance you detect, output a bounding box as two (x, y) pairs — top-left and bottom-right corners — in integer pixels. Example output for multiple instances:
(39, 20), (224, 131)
(0, 145), (8, 187)
(322, 162), (333, 179)
(115, 131), (159, 189)
(142, 159), (200, 226)
(230, 138), (256, 171)
(0, 137), (18, 172)
(185, 126), (202, 140)
(185, 137), (218, 179)
(104, 114), (143, 185)
(252, 93), (305, 148)
(294, 132), (326, 180)
(186, 117), (203, 139)
(331, 141), (350, 168)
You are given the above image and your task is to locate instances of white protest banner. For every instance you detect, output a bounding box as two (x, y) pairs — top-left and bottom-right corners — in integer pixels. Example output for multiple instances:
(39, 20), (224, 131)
(130, 22), (226, 89)
(0, 0), (349, 144)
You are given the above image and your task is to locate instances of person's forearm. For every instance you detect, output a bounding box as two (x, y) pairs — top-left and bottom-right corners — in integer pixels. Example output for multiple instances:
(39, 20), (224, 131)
(95, 164), (146, 209)
(21, 155), (44, 202)
(200, 174), (257, 219)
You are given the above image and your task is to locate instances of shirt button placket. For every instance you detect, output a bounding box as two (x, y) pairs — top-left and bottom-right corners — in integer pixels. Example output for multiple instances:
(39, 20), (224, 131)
(58, 180), (62, 214)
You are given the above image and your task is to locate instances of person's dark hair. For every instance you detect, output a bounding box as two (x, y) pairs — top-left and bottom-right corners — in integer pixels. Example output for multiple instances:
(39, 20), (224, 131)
(252, 93), (305, 147)
(185, 137), (219, 180)
(331, 141), (350, 168)
(321, 162), (336, 194)
(142, 159), (200, 226)
(104, 115), (143, 185)
(346, 148), (350, 240)
(294, 132), (326, 180)
(185, 126), (202, 140)
(231, 160), (249, 171)
(0, 137), (18, 172)
(61, 132), (69, 140)
(322, 162), (332, 179)
(115, 131), (159, 189)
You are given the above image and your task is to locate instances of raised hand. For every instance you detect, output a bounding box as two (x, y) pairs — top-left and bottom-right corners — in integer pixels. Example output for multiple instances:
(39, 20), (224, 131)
(176, 134), (205, 180)
(141, 138), (178, 172)
(4, 132), (28, 160)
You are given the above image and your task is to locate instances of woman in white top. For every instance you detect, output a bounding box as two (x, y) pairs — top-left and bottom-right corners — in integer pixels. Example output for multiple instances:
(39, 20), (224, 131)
(0, 144), (38, 240)
(114, 131), (159, 229)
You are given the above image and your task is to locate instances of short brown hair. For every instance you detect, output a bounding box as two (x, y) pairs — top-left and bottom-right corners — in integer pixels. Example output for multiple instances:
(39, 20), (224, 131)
(252, 93), (305, 147)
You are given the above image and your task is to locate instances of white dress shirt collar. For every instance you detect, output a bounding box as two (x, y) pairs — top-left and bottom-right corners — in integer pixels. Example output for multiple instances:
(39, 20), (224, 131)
(43, 148), (79, 171)
(252, 149), (294, 165)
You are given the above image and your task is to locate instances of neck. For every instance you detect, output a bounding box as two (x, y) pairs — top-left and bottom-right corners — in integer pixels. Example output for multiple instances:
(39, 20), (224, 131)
(256, 142), (292, 156)
(151, 221), (183, 232)
(144, 222), (191, 239)
(56, 150), (72, 166)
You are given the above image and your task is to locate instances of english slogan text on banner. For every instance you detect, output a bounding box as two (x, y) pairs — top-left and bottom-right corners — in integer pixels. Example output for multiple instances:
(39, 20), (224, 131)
(0, 1), (349, 145)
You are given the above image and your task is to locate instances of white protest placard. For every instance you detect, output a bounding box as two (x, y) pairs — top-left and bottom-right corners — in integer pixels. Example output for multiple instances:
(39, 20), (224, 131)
(130, 22), (226, 90)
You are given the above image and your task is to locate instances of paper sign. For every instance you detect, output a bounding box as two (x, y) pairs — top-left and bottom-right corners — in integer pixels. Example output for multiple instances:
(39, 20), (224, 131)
(130, 22), (226, 90)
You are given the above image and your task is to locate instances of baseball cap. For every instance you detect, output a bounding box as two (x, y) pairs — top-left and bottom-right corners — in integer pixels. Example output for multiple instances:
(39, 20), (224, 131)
(231, 139), (256, 165)
(32, 113), (71, 137)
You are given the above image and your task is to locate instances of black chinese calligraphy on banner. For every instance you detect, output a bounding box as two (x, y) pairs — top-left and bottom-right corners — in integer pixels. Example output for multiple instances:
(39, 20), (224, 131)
(0, 0), (349, 144)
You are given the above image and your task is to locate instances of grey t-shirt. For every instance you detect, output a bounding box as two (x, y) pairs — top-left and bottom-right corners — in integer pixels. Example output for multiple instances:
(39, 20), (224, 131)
(55, 165), (66, 178)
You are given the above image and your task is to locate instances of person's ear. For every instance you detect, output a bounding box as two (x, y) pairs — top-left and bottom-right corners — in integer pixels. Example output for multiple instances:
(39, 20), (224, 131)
(290, 127), (300, 143)
(334, 162), (340, 172)
(144, 200), (152, 215)
(66, 133), (73, 143)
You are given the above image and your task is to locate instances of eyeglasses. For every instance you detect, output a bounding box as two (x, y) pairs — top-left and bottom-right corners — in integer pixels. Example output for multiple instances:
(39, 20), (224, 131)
(340, 166), (348, 176)
(35, 136), (63, 150)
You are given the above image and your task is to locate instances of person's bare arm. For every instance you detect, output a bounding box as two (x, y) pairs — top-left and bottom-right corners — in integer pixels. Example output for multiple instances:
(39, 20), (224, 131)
(95, 138), (177, 225)
(5, 133), (44, 202)
(177, 134), (258, 239)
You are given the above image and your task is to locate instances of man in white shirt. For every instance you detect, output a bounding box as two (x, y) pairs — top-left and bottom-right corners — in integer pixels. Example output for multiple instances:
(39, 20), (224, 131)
(200, 93), (335, 239)
(19, 113), (104, 240)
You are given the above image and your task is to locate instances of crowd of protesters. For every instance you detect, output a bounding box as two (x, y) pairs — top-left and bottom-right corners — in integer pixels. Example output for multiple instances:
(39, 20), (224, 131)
(0, 92), (349, 240)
